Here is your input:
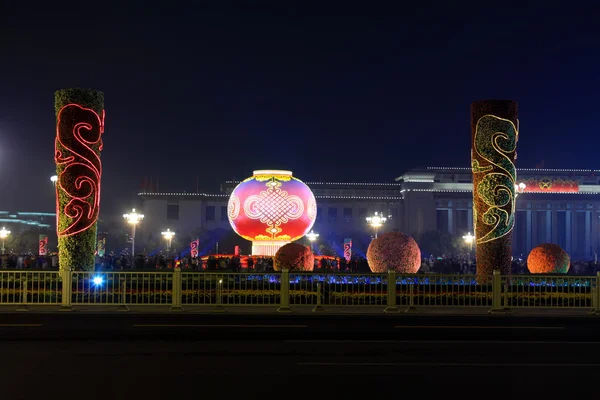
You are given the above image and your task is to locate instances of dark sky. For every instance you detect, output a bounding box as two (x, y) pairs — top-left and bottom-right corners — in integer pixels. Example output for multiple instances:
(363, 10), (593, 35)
(1, 2), (599, 214)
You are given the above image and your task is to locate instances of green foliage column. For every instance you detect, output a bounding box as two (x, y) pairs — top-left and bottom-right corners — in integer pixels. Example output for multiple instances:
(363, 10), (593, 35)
(471, 100), (518, 276)
(55, 88), (105, 271)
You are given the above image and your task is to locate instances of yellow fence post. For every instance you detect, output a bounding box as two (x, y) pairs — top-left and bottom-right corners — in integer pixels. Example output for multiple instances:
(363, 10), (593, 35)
(59, 270), (73, 312)
(488, 269), (506, 314)
(170, 267), (184, 312)
(312, 282), (325, 312)
(16, 276), (29, 312)
(213, 276), (225, 313)
(116, 276), (129, 312)
(278, 269), (291, 312)
(384, 270), (399, 313)
(404, 276), (418, 313)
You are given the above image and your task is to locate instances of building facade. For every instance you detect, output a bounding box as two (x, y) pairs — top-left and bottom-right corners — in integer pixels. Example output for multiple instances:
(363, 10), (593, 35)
(138, 167), (600, 260)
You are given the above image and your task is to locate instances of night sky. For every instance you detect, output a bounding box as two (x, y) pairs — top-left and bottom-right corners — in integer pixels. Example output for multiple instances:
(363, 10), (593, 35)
(1, 2), (599, 215)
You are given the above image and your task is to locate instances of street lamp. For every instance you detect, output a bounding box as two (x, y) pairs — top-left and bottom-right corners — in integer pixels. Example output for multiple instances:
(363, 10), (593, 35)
(50, 175), (58, 186)
(366, 212), (387, 239)
(161, 228), (175, 251)
(306, 230), (319, 251)
(123, 208), (144, 256)
(463, 232), (474, 264)
(515, 182), (526, 197)
(0, 227), (9, 255)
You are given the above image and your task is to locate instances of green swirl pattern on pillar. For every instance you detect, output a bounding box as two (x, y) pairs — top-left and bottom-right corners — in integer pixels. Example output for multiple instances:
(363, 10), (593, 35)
(471, 100), (518, 276)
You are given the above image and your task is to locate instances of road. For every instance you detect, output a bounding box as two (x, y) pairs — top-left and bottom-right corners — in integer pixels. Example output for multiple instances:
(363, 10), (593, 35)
(0, 313), (599, 398)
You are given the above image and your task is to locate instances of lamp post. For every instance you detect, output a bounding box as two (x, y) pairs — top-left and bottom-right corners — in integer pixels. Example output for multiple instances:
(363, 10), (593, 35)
(0, 227), (10, 255)
(123, 208), (144, 256)
(463, 232), (474, 264)
(515, 182), (526, 197)
(161, 229), (175, 252)
(366, 212), (387, 239)
(306, 230), (319, 252)
(50, 175), (58, 186)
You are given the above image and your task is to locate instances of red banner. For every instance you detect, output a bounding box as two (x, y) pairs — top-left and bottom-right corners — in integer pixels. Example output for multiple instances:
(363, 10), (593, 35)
(39, 235), (48, 256)
(343, 238), (352, 262)
(520, 177), (579, 193)
(190, 239), (199, 258)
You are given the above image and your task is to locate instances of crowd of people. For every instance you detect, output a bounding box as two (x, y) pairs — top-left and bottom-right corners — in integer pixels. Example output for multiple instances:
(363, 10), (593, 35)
(0, 250), (599, 275)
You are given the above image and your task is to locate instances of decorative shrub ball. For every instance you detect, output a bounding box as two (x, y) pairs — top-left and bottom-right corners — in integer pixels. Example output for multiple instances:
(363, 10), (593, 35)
(527, 243), (570, 274)
(273, 242), (314, 272)
(367, 232), (421, 273)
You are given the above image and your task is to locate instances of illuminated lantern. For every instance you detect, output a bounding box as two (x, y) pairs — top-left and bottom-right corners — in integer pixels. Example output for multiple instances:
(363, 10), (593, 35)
(55, 88), (105, 271)
(228, 170), (317, 256)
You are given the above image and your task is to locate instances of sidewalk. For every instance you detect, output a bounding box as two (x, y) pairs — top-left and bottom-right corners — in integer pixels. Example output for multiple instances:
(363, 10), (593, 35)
(0, 304), (596, 317)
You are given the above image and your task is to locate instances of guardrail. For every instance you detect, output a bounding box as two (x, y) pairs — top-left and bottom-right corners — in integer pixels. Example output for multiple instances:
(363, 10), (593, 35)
(0, 269), (598, 314)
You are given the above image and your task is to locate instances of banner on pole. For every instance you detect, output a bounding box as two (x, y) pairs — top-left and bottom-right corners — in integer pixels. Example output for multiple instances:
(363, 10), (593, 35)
(39, 235), (48, 256)
(97, 238), (106, 257)
(343, 238), (352, 262)
(190, 239), (200, 258)
(97, 232), (107, 257)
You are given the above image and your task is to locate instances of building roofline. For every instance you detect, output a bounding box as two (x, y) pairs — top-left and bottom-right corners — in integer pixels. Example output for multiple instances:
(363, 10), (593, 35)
(425, 166), (600, 173)
(138, 192), (404, 200)
(224, 180), (402, 186)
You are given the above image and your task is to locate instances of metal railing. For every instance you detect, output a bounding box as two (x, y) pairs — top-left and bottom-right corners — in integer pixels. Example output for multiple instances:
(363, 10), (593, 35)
(0, 269), (598, 314)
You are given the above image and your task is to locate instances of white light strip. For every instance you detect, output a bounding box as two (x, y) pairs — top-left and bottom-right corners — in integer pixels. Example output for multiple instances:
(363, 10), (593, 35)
(138, 192), (229, 197)
(427, 166), (600, 173)
(253, 170), (292, 176)
(138, 192), (404, 200)
(224, 181), (403, 186)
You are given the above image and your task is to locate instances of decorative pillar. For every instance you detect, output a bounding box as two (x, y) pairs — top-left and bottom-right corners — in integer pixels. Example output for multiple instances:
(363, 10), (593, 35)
(54, 88), (105, 271)
(471, 100), (518, 276)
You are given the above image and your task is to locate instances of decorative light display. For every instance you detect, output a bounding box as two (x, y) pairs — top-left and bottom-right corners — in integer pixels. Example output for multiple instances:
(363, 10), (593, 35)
(471, 100), (518, 276)
(226, 180), (403, 186)
(366, 231), (421, 274)
(518, 177), (579, 193)
(428, 166), (596, 173)
(139, 192), (403, 200)
(54, 88), (105, 271)
(273, 242), (314, 271)
(227, 170), (317, 256)
(527, 243), (570, 274)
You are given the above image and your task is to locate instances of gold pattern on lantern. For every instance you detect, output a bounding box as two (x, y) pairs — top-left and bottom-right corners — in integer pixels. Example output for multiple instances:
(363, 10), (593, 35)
(243, 180), (304, 238)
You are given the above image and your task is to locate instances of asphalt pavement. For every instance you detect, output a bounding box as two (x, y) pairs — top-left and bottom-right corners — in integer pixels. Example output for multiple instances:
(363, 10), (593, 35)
(0, 312), (599, 398)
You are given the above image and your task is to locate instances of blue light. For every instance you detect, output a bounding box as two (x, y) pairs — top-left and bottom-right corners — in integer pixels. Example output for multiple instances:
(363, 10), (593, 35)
(92, 276), (103, 286)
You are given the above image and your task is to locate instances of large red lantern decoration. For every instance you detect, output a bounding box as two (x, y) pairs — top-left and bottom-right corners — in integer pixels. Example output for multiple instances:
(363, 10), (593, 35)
(228, 170), (317, 256)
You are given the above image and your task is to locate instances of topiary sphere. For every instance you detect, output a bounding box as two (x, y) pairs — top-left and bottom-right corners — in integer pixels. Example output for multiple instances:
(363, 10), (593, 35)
(527, 243), (570, 274)
(273, 242), (314, 272)
(367, 231), (421, 273)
